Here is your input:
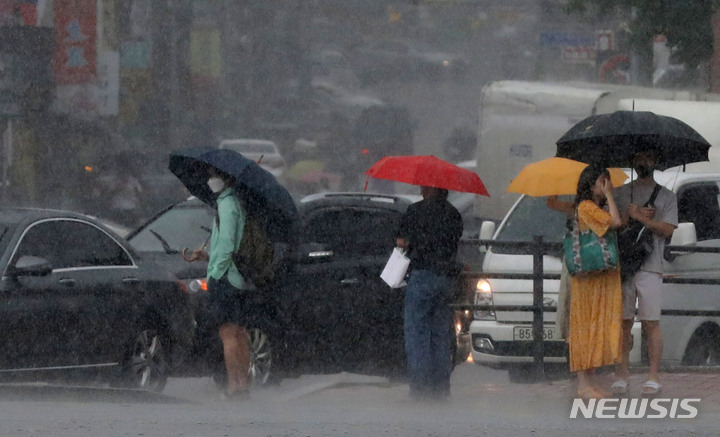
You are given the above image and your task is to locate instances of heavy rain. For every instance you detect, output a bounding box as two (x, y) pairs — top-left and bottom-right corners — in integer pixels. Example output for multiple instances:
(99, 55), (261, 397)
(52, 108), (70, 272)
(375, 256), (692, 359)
(3, 1), (720, 436)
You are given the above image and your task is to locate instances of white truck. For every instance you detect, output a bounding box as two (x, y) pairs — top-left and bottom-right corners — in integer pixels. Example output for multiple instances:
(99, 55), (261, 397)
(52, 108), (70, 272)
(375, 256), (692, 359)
(469, 81), (720, 380)
(471, 171), (720, 379)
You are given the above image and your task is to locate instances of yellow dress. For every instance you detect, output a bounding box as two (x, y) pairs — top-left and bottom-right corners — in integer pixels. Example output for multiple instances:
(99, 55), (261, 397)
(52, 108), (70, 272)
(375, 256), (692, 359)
(568, 200), (623, 372)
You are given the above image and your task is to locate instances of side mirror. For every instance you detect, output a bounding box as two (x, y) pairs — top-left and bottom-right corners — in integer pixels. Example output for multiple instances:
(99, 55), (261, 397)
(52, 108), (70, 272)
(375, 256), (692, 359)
(478, 221), (496, 253)
(11, 255), (53, 277)
(666, 222), (697, 262)
(670, 222), (697, 246)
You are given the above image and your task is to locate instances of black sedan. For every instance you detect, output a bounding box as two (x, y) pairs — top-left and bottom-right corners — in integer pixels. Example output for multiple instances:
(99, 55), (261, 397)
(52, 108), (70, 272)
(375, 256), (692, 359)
(0, 207), (194, 392)
(128, 193), (471, 384)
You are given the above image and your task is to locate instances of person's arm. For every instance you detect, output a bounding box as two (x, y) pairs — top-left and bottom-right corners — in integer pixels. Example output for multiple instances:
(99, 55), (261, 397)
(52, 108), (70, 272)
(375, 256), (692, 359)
(613, 186), (631, 228)
(214, 196), (244, 272)
(395, 205), (414, 249)
(546, 195), (574, 217)
(601, 177), (622, 229)
(628, 203), (676, 239)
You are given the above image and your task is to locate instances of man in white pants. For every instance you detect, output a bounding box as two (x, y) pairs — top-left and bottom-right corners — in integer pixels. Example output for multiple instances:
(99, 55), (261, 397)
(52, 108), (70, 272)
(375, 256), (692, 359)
(612, 150), (678, 396)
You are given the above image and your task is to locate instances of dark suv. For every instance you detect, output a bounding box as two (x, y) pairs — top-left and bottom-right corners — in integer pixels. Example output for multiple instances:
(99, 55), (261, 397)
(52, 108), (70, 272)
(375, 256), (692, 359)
(127, 192), (470, 384)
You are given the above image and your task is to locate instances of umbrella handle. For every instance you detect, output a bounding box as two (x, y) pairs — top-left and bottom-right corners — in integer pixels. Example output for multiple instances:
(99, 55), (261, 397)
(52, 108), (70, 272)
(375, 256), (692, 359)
(182, 247), (208, 262)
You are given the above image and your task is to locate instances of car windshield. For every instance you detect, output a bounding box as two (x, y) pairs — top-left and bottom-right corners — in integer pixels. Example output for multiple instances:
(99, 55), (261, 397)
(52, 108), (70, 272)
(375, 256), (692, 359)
(129, 202), (215, 253)
(493, 195), (572, 254)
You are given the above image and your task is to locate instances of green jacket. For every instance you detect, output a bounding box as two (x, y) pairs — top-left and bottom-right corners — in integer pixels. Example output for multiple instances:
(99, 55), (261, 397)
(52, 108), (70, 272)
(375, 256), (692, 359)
(207, 187), (245, 289)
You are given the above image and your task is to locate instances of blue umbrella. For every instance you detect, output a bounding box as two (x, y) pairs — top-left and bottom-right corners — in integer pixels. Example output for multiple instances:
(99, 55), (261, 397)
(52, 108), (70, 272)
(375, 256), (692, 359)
(168, 146), (297, 242)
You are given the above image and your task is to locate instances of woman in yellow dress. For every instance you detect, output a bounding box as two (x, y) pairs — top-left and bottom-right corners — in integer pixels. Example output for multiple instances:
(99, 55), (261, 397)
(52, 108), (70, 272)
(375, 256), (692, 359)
(569, 165), (623, 399)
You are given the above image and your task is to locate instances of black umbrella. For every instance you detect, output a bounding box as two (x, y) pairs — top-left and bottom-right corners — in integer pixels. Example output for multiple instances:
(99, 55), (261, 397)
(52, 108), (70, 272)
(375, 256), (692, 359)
(169, 146), (297, 242)
(556, 110), (710, 170)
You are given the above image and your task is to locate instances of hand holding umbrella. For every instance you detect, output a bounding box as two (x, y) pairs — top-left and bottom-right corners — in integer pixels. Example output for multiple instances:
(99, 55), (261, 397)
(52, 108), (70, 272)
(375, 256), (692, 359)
(181, 239), (209, 262)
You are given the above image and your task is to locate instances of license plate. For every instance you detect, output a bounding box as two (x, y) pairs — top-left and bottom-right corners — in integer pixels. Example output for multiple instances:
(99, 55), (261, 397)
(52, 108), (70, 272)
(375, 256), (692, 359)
(513, 326), (559, 341)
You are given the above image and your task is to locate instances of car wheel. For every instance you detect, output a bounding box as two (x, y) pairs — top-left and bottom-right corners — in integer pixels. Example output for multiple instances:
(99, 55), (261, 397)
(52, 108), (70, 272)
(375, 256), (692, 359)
(212, 326), (276, 388)
(682, 326), (720, 366)
(124, 328), (169, 392)
(248, 327), (274, 386)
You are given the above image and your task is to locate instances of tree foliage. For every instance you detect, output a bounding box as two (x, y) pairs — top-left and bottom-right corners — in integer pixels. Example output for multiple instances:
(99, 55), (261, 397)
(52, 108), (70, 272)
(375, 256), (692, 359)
(565, 0), (714, 69)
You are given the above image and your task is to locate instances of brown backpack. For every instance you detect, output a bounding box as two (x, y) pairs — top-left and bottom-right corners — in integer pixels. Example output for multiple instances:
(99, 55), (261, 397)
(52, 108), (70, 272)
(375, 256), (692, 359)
(232, 215), (275, 289)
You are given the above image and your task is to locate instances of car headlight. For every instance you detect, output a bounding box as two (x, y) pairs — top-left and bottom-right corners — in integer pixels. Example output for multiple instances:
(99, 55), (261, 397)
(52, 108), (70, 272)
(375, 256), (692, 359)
(474, 279), (495, 321)
(181, 278), (208, 294)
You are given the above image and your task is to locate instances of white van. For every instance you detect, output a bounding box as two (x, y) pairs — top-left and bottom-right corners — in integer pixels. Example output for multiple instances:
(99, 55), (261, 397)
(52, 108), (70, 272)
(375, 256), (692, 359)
(470, 170), (720, 380)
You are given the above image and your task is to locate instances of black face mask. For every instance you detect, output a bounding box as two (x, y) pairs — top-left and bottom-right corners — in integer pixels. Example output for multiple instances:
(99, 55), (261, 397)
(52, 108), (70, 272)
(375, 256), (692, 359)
(635, 165), (654, 178)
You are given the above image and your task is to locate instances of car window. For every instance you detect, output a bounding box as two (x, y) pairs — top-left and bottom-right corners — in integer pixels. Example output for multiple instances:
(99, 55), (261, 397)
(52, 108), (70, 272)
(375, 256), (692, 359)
(15, 220), (132, 269)
(129, 203), (214, 253)
(677, 182), (720, 242)
(301, 208), (400, 257)
(494, 195), (573, 254)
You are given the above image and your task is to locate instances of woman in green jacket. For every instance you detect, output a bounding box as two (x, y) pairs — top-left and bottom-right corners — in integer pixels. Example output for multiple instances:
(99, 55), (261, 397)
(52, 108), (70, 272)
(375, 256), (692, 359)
(184, 165), (250, 399)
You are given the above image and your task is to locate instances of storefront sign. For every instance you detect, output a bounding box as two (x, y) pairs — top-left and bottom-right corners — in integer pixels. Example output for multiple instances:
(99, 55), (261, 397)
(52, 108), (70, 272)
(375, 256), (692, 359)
(54, 0), (97, 84)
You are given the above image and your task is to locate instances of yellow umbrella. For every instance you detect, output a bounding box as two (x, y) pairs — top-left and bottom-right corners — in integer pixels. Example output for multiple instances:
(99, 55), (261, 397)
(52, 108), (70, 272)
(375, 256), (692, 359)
(506, 157), (628, 197)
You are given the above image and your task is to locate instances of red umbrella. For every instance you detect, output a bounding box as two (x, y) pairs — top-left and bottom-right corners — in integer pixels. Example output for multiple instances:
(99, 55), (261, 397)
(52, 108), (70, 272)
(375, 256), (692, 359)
(364, 155), (489, 196)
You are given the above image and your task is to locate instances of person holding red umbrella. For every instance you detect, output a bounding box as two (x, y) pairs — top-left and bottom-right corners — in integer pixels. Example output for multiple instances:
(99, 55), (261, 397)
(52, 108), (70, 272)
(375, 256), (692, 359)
(395, 186), (463, 400)
(366, 155), (486, 400)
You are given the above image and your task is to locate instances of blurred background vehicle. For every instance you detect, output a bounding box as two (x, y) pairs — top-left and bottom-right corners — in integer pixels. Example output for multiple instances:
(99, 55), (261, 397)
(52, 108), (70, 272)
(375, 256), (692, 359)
(349, 38), (470, 86)
(219, 139), (287, 178)
(443, 127), (478, 163)
(0, 207), (194, 392)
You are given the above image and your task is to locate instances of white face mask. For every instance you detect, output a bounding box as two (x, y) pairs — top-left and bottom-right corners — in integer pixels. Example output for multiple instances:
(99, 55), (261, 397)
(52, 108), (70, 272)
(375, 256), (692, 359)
(207, 177), (225, 193)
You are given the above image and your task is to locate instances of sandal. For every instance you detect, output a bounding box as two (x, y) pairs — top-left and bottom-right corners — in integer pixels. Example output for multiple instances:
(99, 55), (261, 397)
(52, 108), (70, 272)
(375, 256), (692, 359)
(610, 379), (629, 395)
(641, 380), (662, 396)
(577, 387), (605, 400)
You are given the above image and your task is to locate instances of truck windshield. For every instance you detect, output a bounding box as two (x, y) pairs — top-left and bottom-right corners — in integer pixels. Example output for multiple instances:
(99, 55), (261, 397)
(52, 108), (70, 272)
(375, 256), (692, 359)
(494, 195), (572, 255)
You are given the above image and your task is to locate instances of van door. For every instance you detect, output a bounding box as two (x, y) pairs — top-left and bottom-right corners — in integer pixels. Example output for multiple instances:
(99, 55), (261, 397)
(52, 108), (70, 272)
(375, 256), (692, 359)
(662, 180), (720, 366)
(670, 181), (720, 276)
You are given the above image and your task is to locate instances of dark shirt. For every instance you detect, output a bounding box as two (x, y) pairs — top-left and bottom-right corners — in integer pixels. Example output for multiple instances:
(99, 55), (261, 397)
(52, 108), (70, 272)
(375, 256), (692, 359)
(396, 197), (463, 274)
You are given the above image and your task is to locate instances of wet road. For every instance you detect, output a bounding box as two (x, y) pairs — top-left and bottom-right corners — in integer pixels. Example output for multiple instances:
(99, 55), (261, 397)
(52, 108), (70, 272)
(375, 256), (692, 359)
(2, 361), (720, 436)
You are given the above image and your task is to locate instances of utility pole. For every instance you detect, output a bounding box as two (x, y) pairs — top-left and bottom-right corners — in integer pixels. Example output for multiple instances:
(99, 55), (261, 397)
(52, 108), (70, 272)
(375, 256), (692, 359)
(219, 0), (251, 136)
(151, 0), (192, 153)
(711, 9), (720, 93)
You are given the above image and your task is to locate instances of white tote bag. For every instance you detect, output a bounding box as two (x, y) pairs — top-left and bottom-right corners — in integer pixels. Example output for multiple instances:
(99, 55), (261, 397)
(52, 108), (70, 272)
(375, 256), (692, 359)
(380, 247), (410, 288)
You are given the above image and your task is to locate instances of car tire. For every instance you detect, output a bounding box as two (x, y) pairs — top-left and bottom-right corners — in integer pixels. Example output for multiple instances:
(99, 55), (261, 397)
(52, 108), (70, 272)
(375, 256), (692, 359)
(121, 327), (169, 392)
(682, 325), (720, 366)
(212, 326), (278, 388)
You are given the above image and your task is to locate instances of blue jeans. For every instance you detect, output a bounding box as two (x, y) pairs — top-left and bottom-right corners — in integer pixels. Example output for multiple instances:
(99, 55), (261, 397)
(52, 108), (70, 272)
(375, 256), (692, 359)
(404, 269), (453, 397)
